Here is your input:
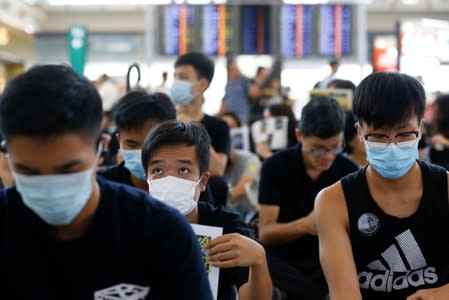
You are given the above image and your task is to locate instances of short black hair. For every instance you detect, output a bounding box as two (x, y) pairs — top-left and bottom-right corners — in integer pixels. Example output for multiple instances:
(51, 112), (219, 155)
(299, 96), (346, 138)
(328, 79), (356, 93)
(114, 91), (176, 131)
(353, 72), (425, 129)
(221, 112), (242, 128)
(0, 64), (102, 143)
(433, 94), (449, 134)
(175, 52), (215, 85)
(142, 120), (210, 175)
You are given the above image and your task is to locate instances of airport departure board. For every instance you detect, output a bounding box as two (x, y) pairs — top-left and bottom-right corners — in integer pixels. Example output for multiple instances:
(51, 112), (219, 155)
(203, 5), (235, 56)
(319, 4), (351, 57)
(163, 4), (196, 55)
(240, 5), (271, 55)
(281, 5), (313, 57)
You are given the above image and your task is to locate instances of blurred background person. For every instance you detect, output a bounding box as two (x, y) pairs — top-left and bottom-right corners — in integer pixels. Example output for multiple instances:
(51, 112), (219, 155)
(220, 59), (250, 125)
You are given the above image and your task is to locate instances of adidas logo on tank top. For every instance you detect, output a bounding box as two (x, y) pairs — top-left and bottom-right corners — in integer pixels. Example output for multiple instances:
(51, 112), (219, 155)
(358, 229), (438, 293)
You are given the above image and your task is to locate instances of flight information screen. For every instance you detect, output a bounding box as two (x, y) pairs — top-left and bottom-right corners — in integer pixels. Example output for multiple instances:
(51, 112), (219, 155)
(319, 4), (351, 57)
(240, 5), (271, 55)
(281, 5), (313, 57)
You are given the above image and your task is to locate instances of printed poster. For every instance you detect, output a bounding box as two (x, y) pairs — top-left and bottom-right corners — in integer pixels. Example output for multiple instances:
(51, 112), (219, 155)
(191, 224), (223, 300)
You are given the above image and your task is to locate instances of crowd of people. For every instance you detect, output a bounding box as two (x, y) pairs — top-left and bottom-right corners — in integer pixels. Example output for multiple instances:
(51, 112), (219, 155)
(0, 52), (449, 300)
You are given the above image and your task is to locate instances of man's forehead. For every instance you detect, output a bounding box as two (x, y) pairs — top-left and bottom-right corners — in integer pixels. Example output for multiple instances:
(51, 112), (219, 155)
(362, 117), (420, 131)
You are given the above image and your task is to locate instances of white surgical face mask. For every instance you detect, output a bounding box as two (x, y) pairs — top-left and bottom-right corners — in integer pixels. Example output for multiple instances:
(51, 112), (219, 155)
(147, 175), (202, 215)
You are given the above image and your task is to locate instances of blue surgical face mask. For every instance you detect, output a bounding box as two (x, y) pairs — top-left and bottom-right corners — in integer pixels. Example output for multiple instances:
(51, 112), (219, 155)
(169, 79), (197, 106)
(13, 169), (95, 225)
(365, 140), (419, 179)
(121, 149), (146, 180)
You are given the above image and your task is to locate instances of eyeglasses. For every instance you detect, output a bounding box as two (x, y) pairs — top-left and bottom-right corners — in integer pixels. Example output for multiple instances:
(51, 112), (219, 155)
(364, 131), (420, 150)
(309, 145), (342, 158)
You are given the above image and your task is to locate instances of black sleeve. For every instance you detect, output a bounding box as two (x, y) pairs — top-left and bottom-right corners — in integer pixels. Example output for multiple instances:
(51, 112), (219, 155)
(149, 207), (213, 300)
(258, 155), (282, 206)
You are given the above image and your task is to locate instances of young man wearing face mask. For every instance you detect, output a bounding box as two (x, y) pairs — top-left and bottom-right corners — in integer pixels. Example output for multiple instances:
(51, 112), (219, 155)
(98, 90), (216, 204)
(315, 72), (449, 300)
(170, 52), (231, 177)
(98, 91), (175, 189)
(258, 96), (359, 299)
(0, 65), (212, 300)
(141, 120), (272, 300)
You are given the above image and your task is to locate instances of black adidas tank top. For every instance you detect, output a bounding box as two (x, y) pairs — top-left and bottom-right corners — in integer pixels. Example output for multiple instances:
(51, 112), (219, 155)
(341, 161), (449, 300)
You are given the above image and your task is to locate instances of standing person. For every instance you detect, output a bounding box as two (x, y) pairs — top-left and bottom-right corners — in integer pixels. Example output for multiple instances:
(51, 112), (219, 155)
(96, 73), (120, 112)
(142, 120), (272, 300)
(317, 58), (340, 89)
(0, 65), (212, 300)
(258, 96), (358, 299)
(171, 52), (231, 177)
(220, 60), (250, 125)
(315, 72), (449, 299)
(248, 66), (270, 124)
(153, 71), (169, 95)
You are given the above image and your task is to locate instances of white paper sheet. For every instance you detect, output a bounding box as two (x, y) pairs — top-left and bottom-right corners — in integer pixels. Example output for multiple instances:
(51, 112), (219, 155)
(191, 224), (223, 300)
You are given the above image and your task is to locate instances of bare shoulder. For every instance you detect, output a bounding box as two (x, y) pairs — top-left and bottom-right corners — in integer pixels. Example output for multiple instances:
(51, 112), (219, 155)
(315, 181), (349, 227)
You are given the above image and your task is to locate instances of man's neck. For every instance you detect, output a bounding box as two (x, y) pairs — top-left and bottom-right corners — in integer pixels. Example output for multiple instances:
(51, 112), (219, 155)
(53, 180), (101, 240)
(178, 97), (204, 122)
(130, 174), (148, 191)
(186, 205), (199, 224)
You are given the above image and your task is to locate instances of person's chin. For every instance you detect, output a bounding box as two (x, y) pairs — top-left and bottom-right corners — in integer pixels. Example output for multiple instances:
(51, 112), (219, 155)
(316, 161), (333, 171)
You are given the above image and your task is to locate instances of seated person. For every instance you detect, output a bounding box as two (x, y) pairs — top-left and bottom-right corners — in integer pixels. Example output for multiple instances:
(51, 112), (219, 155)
(224, 149), (261, 220)
(427, 94), (449, 170)
(141, 120), (272, 300)
(0, 65), (212, 299)
(316, 72), (449, 299)
(343, 111), (367, 168)
(258, 96), (358, 299)
(97, 90), (216, 204)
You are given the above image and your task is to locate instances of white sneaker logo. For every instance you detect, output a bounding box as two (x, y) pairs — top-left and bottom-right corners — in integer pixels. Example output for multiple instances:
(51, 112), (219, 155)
(359, 229), (438, 292)
(94, 283), (150, 300)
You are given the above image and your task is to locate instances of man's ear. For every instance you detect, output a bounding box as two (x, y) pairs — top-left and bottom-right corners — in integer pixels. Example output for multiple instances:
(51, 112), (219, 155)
(355, 122), (364, 143)
(198, 78), (209, 94)
(295, 128), (303, 144)
(200, 171), (211, 192)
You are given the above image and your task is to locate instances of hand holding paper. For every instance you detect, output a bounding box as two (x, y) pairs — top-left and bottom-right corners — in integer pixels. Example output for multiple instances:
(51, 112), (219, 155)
(206, 233), (265, 268)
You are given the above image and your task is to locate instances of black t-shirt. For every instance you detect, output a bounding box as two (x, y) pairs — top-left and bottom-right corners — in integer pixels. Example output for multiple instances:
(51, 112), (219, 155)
(341, 161), (449, 300)
(201, 114), (231, 162)
(198, 202), (252, 300)
(0, 177), (212, 300)
(97, 162), (215, 205)
(97, 161), (133, 186)
(259, 144), (358, 270)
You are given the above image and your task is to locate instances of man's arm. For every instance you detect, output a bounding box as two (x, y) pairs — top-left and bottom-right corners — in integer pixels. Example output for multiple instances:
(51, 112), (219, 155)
(407, 284), (449, 300)
(258, 204), (316, 245)
(315, 182), (362, 300)
(207, 233), (272, 300)
(230, 175), (254, 204)
(209, 147), (227, 176)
